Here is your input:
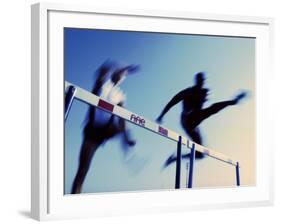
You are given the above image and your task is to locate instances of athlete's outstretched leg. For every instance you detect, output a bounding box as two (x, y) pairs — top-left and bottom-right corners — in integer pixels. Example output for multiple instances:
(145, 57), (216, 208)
(71, 138), (102, 194)
(200, 92), (247, 122)
(201, 101), (235, 119)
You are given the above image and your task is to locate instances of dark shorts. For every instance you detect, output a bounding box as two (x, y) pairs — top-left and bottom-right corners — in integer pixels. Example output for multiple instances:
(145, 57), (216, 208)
(83, 121), (122, 143)
(181, 112), (202, 131)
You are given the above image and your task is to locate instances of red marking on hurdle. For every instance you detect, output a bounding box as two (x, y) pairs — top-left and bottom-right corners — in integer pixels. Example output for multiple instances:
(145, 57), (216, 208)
(130, 114), (145, 126)
(158, 126), (168, 136)
(98, 99), (114, 112)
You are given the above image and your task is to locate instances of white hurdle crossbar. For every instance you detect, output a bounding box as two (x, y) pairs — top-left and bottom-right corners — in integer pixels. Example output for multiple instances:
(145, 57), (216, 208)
(65, 81), (241, 188)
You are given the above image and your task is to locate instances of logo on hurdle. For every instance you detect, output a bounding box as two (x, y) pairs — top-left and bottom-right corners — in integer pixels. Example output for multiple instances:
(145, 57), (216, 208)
(158, 126), (168, 136)
(130, 114), (145, 127)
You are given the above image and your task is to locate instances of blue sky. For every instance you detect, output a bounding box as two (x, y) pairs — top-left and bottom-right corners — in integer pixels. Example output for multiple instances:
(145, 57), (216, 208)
(64, 28), (255, 194)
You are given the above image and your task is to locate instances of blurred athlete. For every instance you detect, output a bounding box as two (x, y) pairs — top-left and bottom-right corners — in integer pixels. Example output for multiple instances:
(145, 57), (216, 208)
(71, 61), (140, 194)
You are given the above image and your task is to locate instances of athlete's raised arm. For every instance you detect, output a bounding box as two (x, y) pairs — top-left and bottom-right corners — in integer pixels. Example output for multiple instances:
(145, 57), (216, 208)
(156, 90), (186, 123)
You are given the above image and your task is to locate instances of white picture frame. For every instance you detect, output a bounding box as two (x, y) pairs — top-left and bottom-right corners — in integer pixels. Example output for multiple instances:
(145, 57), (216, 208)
(31, 2), (274, 221)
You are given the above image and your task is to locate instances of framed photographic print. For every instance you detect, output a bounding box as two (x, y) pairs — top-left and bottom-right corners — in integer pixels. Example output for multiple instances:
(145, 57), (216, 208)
(31, 2), (274, 221)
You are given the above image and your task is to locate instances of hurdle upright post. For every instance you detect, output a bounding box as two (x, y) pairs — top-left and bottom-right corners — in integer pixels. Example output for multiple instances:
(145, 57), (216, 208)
(236, 162), (240, 186)
(175, 136), (182, 189)
(65, 85), (76, 120)
(188, 143), (195, 188)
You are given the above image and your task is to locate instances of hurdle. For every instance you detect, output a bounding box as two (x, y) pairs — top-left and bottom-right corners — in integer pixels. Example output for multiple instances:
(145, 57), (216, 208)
(64, 81), (241, 189)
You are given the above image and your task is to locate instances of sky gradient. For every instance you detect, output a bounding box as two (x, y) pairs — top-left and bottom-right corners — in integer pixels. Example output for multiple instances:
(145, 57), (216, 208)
(64, 28), (255, 194)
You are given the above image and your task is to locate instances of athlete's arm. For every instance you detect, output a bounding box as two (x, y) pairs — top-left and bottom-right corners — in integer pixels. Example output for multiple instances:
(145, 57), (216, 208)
(118, 102), (136, 146)
(156, 90), (185, 123)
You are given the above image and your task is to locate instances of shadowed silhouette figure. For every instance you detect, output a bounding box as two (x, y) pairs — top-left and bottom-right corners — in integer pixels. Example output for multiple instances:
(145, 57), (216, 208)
(156, 72), (247, 168)
(71, 61), (140, 194)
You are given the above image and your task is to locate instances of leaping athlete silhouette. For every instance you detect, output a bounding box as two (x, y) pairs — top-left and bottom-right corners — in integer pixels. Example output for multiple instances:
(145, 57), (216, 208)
(156, 72), (247, 168)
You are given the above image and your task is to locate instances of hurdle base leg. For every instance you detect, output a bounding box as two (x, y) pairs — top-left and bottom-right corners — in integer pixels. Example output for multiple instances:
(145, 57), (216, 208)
(236, 162), (240, 186)
(175, 136), (182, 189)
(188, 143), (195, 188)
(65, 85), (76, 120)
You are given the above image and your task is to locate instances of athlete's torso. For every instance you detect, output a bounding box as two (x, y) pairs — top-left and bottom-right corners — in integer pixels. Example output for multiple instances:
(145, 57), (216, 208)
(182, 86), (208, 115)
(94, 79), (126, 125)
